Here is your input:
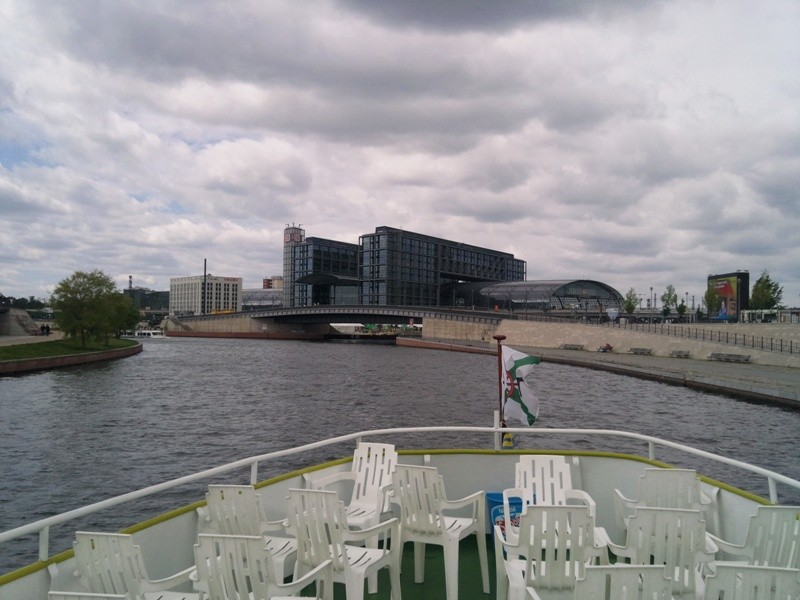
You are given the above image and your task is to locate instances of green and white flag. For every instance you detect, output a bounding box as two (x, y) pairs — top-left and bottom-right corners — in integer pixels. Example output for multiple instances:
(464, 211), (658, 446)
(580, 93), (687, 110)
(502, 345), (541, 426)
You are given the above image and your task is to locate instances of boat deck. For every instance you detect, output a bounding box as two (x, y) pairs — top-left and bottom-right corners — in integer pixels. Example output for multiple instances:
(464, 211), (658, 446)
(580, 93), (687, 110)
(340, 535), (495, 600)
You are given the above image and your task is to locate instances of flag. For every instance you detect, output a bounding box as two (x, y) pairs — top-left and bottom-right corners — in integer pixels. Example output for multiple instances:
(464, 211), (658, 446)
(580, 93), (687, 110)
(502, 346), (541, 426)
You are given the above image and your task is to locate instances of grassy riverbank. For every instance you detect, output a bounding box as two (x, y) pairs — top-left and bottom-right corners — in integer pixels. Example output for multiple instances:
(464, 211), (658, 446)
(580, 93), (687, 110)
(0, 337), (138, 361)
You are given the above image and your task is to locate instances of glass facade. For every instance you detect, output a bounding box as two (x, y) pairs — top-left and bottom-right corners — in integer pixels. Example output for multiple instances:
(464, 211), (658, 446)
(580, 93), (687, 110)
(282, 225), (305, 307)
(284, 226), (526, 307)
(359, 226), (526, 306)
(289, 237), (360, 306)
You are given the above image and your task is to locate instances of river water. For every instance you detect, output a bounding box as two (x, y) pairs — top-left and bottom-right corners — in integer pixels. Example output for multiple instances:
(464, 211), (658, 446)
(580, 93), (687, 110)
(1, 337), (799, 572)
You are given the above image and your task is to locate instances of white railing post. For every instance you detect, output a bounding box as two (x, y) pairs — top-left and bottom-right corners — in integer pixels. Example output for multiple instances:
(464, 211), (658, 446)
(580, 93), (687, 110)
(249, 462), (259, 485)
(38, 526), (49, 562)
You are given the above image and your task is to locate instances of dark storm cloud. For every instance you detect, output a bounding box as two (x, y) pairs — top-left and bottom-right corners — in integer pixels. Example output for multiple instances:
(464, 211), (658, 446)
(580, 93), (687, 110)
(334, 0), (659, 31)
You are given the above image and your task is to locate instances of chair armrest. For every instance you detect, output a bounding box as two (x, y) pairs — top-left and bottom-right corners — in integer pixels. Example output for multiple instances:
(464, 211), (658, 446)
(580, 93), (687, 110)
(590, 526), (611, 564)
(139, 564), (196, 591)
(307, 470), (356, 490)
(276, 558), (333, 596)
(706, 532), (748, 560)
(343, 517), (399, 544)
(564, 489), (596, 518)
(442, 490), (484, 512)
(605, 538), (633, 561)
(259, 517), (290, 535)
(613, 487), (637, 525)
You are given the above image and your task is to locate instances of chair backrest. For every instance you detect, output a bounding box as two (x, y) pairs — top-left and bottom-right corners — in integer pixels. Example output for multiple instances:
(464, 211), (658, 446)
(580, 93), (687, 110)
(73, 532), (148, 598)
(741, 505), (800, 568)
(205, 484), (264, 535)
(622, 507), (712, 596)
(515, 505), (596, 590)
(573, 565), (673, 600)
(195, 533), (279, 600)
(286, 488), (349, 574)
(350, 442), (397, 509)
(634, 468), (706, 510)
(391, 464), (447, 536)
(702, 564), (800, 600)
(514, 455), (574, 506)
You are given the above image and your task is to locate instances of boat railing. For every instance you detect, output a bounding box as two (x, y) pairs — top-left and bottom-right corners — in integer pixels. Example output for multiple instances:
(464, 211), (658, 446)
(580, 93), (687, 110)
(1, 426), (798, 565)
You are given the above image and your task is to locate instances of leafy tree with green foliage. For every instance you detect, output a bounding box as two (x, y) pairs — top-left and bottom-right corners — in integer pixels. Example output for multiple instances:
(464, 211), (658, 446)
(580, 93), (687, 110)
(704, 284), (720, 318)
(660, 284), (678, 310)
(51, 270), (136, 346)
(623, 288), (639, 315)
(750, 269), (783, 309)
(105, 293), (141, 341)
(676, 300), (687, 319)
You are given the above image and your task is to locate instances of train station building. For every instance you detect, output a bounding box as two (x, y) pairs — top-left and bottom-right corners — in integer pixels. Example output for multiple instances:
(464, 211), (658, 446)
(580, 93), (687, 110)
(282, 225), (526, 308)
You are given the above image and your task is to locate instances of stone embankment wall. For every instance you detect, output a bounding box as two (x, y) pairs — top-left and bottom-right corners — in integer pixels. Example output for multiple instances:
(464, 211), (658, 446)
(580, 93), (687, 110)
(165, 315), (333, 336)
(423, 318), (800, 368)
(0, 344), (142, 375)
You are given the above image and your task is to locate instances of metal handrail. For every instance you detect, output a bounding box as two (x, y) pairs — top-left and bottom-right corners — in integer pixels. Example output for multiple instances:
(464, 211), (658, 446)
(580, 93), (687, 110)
(516, 313), (799, 356)
(1, 426), (798, 562)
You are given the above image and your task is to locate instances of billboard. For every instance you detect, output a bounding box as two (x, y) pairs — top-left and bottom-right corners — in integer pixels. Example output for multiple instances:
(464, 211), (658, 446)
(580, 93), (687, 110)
(707, 271), (749, 321)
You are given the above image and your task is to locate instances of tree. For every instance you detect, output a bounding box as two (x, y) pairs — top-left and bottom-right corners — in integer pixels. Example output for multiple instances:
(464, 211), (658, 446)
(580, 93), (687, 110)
(106, 293), (141, 340)
(704, 284), (720, 318)
(623, 288), (638, 315)
(660, 284), (678, 310)
(676, 300), (687, 319)
(50, 270), (130, 346)
(750, 269), (783, 309)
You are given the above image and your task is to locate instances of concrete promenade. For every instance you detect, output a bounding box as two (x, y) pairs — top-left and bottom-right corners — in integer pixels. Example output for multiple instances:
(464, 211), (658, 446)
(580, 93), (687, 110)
(410, 319), (800, 407)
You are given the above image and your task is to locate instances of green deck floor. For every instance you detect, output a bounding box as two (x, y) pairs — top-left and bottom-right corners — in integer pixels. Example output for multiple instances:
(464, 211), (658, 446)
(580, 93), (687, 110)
(329, 535), (496, 600)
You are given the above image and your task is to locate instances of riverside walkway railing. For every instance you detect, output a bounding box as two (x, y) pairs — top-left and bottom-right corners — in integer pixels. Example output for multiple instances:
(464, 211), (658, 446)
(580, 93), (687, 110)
(515, 313), (800, 356)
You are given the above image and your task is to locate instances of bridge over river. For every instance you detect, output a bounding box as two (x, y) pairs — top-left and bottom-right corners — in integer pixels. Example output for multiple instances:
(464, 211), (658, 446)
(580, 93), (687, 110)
(168, 305), (500, 337)
(166, 305), (800, 369)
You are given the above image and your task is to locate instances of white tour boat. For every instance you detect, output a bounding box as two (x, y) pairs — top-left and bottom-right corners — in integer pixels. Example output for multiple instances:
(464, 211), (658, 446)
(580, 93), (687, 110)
(0, 425), (798, 600)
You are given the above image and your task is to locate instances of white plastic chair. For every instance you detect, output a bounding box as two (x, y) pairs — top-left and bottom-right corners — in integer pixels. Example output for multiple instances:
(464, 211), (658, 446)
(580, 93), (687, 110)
(494, 504), (605, 600)
(285, 488), (401, 600)
(701, 564), (800, 599)
(308, 442), (398, 530)
(707, 505), (800, 570)
(499, 454), (610, 586)
(203, 484), (297, 579)
(614, 468), (714, 527)
(70, 531), (196, 600)
(307, 443), (397, 593)
(529, 565), (674, 600)
(194, 533), (332, 600)
(608, 507), (716, 598)
(502, 456), (604, 540)
(391, 464), (489, 600)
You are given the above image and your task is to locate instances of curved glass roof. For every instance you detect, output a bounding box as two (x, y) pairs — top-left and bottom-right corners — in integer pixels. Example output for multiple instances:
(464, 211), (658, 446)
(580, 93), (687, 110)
(477, 279), (624, 310)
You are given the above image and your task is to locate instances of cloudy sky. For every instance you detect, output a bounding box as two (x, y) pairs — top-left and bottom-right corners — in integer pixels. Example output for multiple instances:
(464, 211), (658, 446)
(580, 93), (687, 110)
(1, 1), (798, 309)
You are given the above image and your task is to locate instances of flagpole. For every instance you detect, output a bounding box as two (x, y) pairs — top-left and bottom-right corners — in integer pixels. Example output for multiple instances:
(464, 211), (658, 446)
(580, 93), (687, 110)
(493, 334), (506, 423)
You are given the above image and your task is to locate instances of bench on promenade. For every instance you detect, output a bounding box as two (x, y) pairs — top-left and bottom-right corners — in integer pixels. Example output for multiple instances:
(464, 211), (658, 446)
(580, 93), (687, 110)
(629, 347), (652, 355)
(709, 352), (751, 363)
(669, 350), (691, 358)
(560, 344), (585, 351)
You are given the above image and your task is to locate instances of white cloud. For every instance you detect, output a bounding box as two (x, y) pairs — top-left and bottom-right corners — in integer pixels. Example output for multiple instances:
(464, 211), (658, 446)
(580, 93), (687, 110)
(0, 0), (798, 308)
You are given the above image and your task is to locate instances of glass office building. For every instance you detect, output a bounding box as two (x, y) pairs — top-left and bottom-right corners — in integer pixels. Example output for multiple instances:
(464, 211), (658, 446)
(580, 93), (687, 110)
(288, 235), (361, 306)
(359, 226), (526, 306)
(283, 225), (526, 308)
